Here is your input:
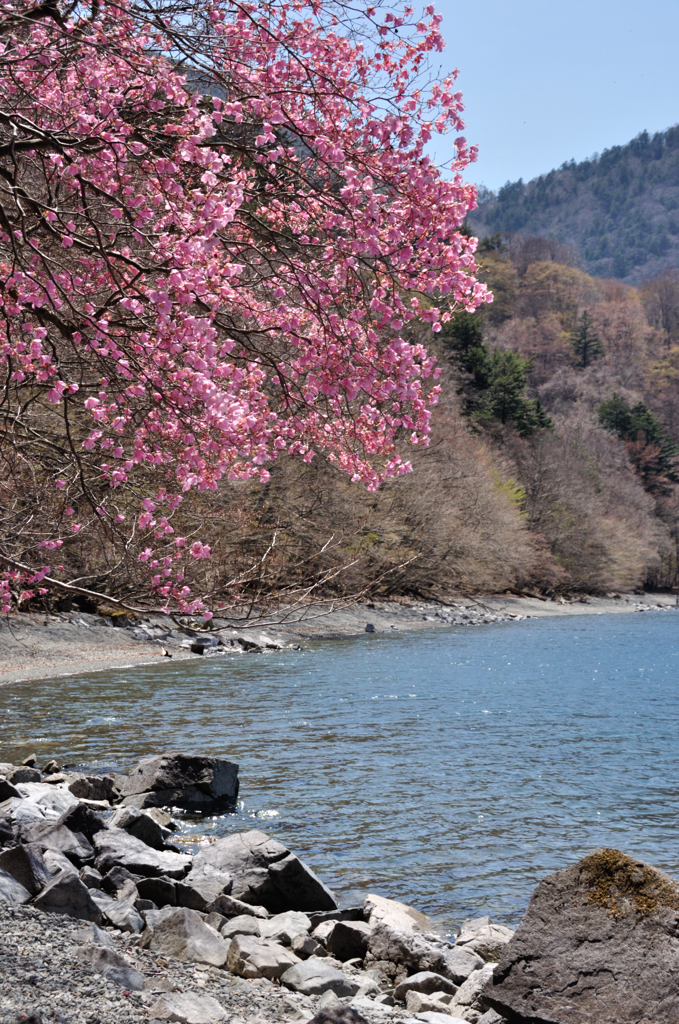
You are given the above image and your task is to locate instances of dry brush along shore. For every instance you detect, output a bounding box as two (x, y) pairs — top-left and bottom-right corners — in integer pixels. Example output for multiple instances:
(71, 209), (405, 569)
(1, 753), (678, 1024)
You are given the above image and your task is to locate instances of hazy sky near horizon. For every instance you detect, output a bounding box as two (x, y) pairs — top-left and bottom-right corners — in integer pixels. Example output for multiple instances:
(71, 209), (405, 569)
(428, 0), (679, 192)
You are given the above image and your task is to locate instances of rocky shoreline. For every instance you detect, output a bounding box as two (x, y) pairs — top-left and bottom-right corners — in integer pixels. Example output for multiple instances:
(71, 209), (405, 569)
(1, 592), (677, 685)
(2, 752), (678, 1024)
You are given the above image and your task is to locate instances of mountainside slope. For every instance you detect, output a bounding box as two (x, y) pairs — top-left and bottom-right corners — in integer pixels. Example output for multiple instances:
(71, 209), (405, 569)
(468, 125), (679, 283)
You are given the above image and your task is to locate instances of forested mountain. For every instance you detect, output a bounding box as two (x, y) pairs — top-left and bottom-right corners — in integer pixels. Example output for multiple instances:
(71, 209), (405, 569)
(467, 125), (679, 283)
(209, 240), (679, 598)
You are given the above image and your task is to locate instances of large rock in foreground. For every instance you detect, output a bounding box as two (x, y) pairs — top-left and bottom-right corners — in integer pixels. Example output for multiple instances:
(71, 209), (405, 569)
(120, 754), (239, 812)
(483, 848), (679, 1024)
(185, 830), (337, 913)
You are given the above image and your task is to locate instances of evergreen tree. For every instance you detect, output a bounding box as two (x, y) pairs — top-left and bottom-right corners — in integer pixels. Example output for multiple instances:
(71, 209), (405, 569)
(570, 311), (604, 368)
(598, 394), (679, 490)
(440, 314), (551, 436)
(475, 351), (551, 434)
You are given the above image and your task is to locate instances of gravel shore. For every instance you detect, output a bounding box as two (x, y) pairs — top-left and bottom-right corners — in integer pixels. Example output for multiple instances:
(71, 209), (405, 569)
(0, 903), (331, 1024)
(0, 592), (676, 685)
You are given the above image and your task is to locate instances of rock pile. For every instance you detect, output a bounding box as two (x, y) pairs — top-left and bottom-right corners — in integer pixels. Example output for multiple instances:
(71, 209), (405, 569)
(5, 752), (674, 1024)
(0, 751), (513, 1024)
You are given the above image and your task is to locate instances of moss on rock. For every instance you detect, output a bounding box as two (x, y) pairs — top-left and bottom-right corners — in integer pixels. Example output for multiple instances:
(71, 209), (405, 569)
(582, 847), (679, 919)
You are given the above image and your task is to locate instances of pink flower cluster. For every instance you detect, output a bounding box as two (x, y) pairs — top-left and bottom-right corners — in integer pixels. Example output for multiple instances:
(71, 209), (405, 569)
(0, 0), (488, 613)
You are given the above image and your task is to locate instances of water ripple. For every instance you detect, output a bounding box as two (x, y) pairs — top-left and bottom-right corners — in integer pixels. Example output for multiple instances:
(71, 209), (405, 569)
(1, 612), (678, 929)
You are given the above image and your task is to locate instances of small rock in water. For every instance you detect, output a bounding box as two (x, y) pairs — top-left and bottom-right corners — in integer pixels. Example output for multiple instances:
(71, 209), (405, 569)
(119, 753), (239, 813)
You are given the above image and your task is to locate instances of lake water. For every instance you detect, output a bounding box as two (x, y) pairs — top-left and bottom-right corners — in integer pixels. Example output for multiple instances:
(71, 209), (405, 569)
(2, 610), (679, 933)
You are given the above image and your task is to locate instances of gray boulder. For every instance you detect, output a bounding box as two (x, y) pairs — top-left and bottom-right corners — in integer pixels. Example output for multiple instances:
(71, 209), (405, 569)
(0, 842), (51, 895)
(8, 766), (41, 784)
(119, 753), (239, 812)
(412, 1014), (467, 1024)
(281, 958), (361, 997)
(364, 893), (431, 933)
(16, 782), (79, 816)
(148, 991), (227, 1023)
(326, 920), (372, 961)
(102, 864), (142, 894)
(394, 972), (459, 1002)
(292, 933), (327, 958)
(307, 1010), (370, 1024)
(79, 865), (103, 889)
(220, 914), (262, 939)
(93, 828), (191, 879)
(0, 797), (51, 826)
(33, 869), (102, 921)
(68, 774), (122, 804)
(226, 933), (300, 980)
(483, 848), (679, 1024)
(74, 922), (116, 947)
(404, 991), (452, 1015)
(103, 898), (145, 934)
(0, 778), (21, 801)
(78, 944), (145, 991)
(368, 922), (483, 984)
(109, 805), (167, 850)
(185, 830), (337, 913)
(0, 867), (31, 905)
(43, 848), (78, 876)
(455, 917), (514, 963)
(205, 893), (268, 919)
(141, 906), (229, 966)
(260, 910), (312, 945)
(448, 963), (496, 1018)
(21, 821), (95, 865)
(175, 879), (214, 912)
(58, 802), (109, 844)
(137, 875), (177, 906)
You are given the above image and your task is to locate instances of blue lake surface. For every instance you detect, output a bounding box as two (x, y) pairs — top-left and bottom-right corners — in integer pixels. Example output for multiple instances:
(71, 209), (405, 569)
(2, 610), (679, 931)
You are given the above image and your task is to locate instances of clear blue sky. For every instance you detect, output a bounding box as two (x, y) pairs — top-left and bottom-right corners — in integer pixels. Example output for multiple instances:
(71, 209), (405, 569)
(427, 0), (679, 193)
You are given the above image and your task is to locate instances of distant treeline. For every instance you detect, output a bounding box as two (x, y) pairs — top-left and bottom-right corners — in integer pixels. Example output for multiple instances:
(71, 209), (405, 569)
(200, 240), (679, 599)
(468, 125), (679, 283)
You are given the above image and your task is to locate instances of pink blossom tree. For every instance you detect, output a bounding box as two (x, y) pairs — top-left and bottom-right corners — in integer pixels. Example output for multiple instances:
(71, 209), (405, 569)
(0, 0), (487, 616)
